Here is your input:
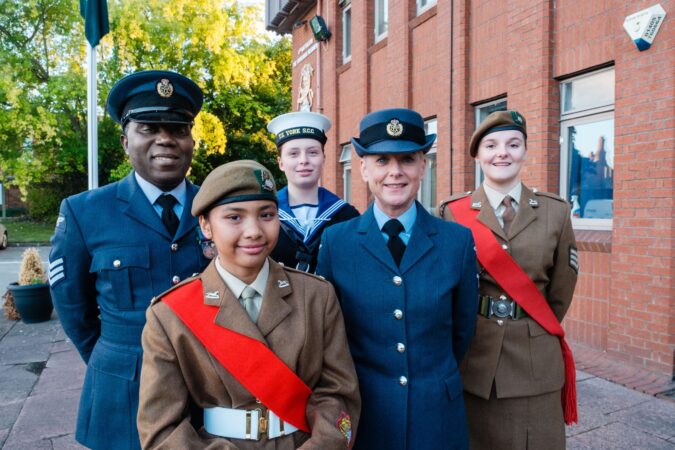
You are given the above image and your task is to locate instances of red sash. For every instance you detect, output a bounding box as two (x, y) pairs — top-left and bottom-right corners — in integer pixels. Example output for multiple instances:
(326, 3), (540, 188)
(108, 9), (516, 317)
(449, 196), (577, 425)
(163, 279), (311, 432)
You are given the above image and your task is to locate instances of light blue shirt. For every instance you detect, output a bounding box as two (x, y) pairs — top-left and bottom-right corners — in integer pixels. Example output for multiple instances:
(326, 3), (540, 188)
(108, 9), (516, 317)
(373, 202), (417, 245)
(134, 172), (186, 219)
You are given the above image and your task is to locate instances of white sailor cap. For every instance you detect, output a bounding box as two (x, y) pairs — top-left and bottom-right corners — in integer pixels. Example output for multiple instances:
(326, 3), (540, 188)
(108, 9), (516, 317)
(267, 111), (332, 147)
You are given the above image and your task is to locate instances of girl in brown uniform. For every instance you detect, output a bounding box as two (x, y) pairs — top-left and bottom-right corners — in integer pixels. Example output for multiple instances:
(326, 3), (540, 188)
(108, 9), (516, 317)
(439, 110), (579, 450)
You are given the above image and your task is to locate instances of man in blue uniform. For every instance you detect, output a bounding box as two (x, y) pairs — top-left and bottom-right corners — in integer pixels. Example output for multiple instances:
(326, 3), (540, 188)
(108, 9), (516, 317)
(49, 70), (210, 450)
(316, 108), (478, 450)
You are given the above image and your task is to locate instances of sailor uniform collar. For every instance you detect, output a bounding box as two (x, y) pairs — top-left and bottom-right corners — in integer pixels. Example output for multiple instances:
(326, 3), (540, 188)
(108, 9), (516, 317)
(277, 187), (347, 243)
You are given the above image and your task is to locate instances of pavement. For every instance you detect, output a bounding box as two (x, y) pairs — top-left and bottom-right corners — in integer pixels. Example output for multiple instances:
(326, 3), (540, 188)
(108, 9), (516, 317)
(1, 247), (674, 449)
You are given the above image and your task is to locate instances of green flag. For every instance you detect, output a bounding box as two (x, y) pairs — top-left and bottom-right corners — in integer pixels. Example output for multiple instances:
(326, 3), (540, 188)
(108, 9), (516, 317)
(80, 0), (109, 47)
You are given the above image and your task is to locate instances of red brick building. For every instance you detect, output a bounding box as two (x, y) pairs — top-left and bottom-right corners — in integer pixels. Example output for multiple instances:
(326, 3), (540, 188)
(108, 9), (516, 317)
(266, 0), (674, 388)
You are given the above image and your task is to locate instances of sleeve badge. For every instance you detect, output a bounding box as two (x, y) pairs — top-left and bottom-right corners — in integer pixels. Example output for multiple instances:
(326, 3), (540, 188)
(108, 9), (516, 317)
(336, 411), (352, 447)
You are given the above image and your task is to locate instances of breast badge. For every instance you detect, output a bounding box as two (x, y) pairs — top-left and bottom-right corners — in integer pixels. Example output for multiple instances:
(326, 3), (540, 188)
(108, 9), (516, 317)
(336, 412), (352, 447)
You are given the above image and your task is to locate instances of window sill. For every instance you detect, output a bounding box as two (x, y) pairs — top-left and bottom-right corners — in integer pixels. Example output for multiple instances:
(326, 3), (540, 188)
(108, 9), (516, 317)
(575, 229), (612, 253)
(368, 36), (388, 55)
(410, 5), (437, 29)
(337, 60), (352, 74)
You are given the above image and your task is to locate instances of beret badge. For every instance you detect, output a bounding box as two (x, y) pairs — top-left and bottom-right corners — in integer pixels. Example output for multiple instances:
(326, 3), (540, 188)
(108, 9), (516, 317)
(511, 111), (524, 126)
(256, 169), (276, 192)
(156, 79), (174, 98)
(386, 119), (403, 137)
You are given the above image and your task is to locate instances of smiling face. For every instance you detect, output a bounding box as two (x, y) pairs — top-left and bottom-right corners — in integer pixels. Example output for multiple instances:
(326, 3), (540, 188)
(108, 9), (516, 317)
(121, 121), (195, 191)
(199, 200), (279, 284)
(475, 129), (527, 192)
(277, 138), (325, 190)
(360, 151), (426, 218)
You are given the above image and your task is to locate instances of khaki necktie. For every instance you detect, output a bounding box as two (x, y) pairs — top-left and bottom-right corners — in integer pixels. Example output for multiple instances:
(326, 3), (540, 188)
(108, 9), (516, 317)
(240, 285), (260, 323)
(501, 195), (515, 234)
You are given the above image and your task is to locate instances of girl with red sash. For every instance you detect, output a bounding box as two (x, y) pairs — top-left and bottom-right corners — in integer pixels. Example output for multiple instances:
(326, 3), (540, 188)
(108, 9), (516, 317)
(439, 110), (579, 450)
(137, 160), (360, 449)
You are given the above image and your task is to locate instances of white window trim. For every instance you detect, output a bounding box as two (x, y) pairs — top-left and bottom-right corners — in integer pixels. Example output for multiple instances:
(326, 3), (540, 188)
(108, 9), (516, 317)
(342, 3), (352, 63)
(561, 66), (615, 117)
(559, 110), (614, 230)
(418, 118), (438, 211)
(474, 99), (507, 188)
(374, 0), (388, 43)
(416, 0), (437, 15)
(340, 144), (353, 202)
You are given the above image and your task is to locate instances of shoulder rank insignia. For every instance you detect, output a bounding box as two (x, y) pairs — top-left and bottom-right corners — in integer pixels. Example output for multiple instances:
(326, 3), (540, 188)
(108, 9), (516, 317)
(205, 291), (220, 299)
(277, 280), (289, 288)
(336, 412), (352, 447)
(569, 246), (579, 274)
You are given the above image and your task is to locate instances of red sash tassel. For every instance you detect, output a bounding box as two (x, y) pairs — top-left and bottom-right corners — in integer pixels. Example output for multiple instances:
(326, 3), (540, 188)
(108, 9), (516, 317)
(449, 197), (578, 424)
(163, 280), (311, 432)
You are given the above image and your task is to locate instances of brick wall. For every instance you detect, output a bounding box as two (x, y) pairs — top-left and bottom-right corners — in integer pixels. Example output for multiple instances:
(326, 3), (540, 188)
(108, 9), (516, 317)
(289, 0), (674, 379)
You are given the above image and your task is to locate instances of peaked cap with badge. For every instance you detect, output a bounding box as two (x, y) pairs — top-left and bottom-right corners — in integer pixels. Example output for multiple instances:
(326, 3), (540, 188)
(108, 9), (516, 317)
(351, 108), (437, 156)
(267, 111), (332, 148)
(469, 110), (527, 157)
(192, 160), (277, 216)
(106, 70), (203, 126)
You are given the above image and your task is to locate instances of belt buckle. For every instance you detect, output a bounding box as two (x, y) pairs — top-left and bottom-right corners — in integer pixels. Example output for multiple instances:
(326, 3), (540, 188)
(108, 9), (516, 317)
(489, 295), (513, 318)
(245, 409), (268, 440)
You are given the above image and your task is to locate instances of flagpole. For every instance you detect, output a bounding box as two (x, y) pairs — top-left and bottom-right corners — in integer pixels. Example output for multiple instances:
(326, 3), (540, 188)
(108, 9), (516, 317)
(87, 43), (99, 190)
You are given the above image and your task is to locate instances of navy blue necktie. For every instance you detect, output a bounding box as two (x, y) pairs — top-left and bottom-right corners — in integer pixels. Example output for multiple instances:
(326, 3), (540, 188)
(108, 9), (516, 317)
(383, 219), (406, 266)
(156, 195), (179, 237)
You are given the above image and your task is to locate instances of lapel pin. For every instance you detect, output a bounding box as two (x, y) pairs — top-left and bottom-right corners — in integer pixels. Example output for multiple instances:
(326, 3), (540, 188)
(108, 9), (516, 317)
(528, 199), (539, 207)
(277, 280), (289, 288)
(471, 201), (482, 209)
(205, 291), (220, 299)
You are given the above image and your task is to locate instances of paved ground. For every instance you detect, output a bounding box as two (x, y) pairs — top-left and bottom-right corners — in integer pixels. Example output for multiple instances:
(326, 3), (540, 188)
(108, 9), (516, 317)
(1, 247), (674, 449)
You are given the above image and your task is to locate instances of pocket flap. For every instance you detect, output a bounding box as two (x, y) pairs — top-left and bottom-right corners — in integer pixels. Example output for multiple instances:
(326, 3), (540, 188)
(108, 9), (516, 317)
(89, 344), (138, 381)
(528, 319), (550, 337)
(444, 370), (464, 400)
(90, 245), (150, 272)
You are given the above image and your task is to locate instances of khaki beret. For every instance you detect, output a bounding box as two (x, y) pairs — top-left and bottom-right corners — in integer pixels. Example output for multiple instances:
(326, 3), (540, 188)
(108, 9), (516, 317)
(192, 160), (277, 216)
(469, 110), (527, 157)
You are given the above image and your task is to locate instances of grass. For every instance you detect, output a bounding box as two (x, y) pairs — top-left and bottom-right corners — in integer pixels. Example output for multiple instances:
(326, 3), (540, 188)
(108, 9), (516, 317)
(1, 219), (54, 244)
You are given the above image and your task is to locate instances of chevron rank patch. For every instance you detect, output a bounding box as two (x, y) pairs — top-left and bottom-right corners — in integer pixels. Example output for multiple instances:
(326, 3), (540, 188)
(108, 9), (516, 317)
(48, 257), (66, 286)
(569, 246), (579, 274)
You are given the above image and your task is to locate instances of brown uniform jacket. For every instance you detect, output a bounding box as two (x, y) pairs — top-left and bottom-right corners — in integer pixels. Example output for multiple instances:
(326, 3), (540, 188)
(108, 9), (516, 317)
(439, 184), (578, 399)
(138, 258), (360, 450)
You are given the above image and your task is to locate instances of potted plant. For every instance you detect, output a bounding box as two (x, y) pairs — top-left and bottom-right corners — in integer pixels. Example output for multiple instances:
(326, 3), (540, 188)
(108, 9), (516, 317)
(8, 248), (53, 323)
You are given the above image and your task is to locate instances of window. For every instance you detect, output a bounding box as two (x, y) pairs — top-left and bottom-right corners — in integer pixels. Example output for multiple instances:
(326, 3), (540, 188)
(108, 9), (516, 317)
(560, 68), (615, 229)
(417, 0), (436, 15)
(418, 118), (437, 214)
(340, 144), (353, 203)
(474, 99), (507, 188)
(374, 0), (388, 42)
(342, 2), (352, 62)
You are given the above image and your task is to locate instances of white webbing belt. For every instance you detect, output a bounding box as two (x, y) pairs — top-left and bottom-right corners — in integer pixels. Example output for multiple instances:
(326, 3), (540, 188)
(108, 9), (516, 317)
(204, 407), (299, 440)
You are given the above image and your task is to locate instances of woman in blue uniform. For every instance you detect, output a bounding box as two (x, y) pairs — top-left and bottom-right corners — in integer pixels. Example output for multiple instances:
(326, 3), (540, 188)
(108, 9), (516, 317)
(267, 112), (359, 272)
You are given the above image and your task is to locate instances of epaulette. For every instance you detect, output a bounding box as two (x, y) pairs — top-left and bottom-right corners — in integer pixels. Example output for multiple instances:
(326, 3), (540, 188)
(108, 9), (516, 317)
(275, 260), (329, 283)
(533, 190), (567, 203)
(150, 274), (201, 305)
(438, 191), (472, 218)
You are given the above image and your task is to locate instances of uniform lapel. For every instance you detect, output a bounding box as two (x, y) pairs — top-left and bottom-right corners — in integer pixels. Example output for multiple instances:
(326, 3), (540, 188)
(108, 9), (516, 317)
(174, 180), (199, 241)
(474, 186), (507, 241)
(256, 259), (293, 338)
(507, 184), (538, 240)
(118, 173), (172, 239)
(399, 203), (435, 274)
(358, 206), (399, 273)
(200, 262), (267, 344)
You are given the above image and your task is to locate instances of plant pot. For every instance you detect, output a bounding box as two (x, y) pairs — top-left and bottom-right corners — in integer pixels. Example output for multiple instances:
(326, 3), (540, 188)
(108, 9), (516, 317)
(8, 282), (54, 324)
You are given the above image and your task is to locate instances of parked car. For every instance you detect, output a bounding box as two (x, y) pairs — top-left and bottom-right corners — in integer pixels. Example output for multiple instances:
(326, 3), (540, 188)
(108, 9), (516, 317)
(0, 223), (7, 250)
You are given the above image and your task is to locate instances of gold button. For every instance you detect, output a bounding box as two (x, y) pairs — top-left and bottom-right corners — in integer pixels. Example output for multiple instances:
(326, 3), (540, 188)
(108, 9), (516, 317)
(397, 343), (406, 353)
(172, 276), (180, 285)
(399, 376), (408, 386)
(171, 243), (178, 252)
(393, 309), (403, 320)
(113, 259), (121, 268)
(393, 276), (403, 286)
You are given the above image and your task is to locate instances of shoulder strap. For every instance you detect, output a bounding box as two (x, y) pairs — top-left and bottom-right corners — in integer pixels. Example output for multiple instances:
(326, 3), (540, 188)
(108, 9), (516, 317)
(162, 280), (311, 432)
(448, 196), (577, 424)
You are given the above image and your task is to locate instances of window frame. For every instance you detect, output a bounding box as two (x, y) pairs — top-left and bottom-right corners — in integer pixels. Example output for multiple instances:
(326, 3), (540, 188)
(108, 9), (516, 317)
(559, 68), (615, 230)
(374, 0), (388, 43)
(339, 143), (353, 203)
(473, 99), (508, 188)
(416, 0), (437, 15)
(418, 118), (438, 213)
(342, 2), (352, 63)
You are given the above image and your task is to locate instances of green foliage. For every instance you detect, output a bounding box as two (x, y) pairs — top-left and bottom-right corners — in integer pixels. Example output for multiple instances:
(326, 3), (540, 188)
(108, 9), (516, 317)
(0, 0), (292, 210)
(1, 219), (55, 243)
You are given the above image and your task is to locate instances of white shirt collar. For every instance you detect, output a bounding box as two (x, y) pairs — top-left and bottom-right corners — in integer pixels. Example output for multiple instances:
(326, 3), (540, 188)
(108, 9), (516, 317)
(483, 182), (522, 211)
(134, 172), (186, 207)
(215, 258), (269, 298)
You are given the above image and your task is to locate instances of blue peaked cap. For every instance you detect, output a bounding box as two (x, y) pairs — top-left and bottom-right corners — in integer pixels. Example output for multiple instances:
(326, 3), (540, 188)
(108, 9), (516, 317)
(351, 108), (436, 156)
